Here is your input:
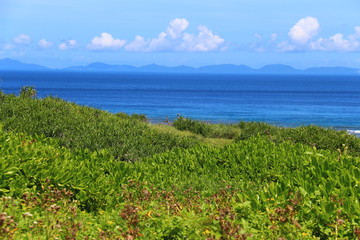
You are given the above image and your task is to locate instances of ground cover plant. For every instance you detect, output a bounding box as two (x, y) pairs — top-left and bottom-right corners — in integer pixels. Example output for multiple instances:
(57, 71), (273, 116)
(0, 92), (198, 162)
(0, 89), (359, 239)
(174, 116), (360, 156)
(174, 116), (241, 139)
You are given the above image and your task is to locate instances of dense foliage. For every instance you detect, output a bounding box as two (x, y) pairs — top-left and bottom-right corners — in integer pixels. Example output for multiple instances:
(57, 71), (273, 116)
(0, 94), (198, 161)
(174, 116), (241, 139)
(0, 90), (359, 239)
(174, 116), (360, 156)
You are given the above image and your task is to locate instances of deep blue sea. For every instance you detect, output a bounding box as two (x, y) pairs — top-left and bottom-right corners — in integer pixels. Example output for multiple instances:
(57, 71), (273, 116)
(1, 71), (360, 134)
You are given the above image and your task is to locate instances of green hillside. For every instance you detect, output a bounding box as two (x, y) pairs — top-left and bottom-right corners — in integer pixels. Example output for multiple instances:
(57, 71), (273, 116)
(0, 89), (359, 239)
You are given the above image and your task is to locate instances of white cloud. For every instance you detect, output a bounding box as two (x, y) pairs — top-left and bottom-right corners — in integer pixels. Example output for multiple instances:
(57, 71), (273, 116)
(58, 40), (77, 50)
(179, 26), (225, 52)
(308, 27), (360, 52)
(355, 26), (360, 36)
(87, 33), (126, 50)
(146, 18), (190, 52)
(249, 33), (280, 52)
(147, 32), (171, 51)
(289, 16), (320, 44)
(349, 26), (360, 42)
(2, 44), (15, 50)
(125, 18), (224, 52)
(38, 39), (53, 49)
(124, 35), (148, 52)
(166, 18), (189, 39)
(252, 18), (360, 53)
(310, 33), (360, 52)
(254, 33), (262, 40)
(13, 34), (31, 45)
(275, 16), (360, 52)
(270, 33), (278, 41)
(277, 41), (296, 52)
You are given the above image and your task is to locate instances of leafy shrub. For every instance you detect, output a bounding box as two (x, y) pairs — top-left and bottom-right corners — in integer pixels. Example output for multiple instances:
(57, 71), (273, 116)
(235, 122), (360, 156)
(131, 113), (147, 122)
(19, 86), (37, 98)
(115, 112), (148, 122)
(174, 116), (241, 139)
(236, 121), (277, 140)
(1, 129), (359, 239)
(0, 90), (5, 102)
(174, 116), (213, 137)
(1, 90), (360, 239)
(0, 94), (198, 161)
(175, 117), (360, 155)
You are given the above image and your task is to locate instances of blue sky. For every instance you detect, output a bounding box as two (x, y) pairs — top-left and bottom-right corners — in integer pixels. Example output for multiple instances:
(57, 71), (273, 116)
(1, 0), (360, 68)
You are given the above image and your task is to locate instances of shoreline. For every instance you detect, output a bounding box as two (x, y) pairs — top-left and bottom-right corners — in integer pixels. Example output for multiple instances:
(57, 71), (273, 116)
(1, 72), (359, 137)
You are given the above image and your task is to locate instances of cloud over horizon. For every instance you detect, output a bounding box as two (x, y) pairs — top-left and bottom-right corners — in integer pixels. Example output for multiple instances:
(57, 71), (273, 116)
(13, 34), (31, 45)
(2, 44), (15, 51)
(125, 18), (225, 52)
(59, 40), (78, 50)
(87, 33), (126, 50)
(274, 17), (360, 53)
(289, 17), (320, 45)
(310, 26), (360, 52)
(2, 17), (360, 56)
(38, 39), (53, 49)
(277, 17), (320, 52)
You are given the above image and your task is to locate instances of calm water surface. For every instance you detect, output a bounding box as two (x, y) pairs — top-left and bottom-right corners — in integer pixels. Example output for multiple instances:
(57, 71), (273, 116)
(1, 71), (359, 133)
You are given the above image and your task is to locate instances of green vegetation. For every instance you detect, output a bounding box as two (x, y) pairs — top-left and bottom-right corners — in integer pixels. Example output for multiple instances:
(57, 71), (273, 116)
(174, 116), (241, 139)
(19, 86), (37, 99)
(0, 94), (198, 162)
(0, 89), (359, 239)
(0, 90), (5, 102)
(174, 116), (360, 156)
(151, 123), (234, 148)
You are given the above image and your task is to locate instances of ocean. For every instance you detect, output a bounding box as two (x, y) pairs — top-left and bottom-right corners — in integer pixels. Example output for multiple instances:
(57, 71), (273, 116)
(1, 71), (360, 135)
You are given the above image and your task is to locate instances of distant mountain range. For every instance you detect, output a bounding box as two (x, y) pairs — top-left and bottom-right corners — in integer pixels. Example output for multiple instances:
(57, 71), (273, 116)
(0, 58), (48, 71)
(0, 58), (359, 75)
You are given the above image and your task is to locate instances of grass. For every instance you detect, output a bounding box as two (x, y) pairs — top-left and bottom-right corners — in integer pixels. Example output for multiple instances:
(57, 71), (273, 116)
(151, 123), (234, 147)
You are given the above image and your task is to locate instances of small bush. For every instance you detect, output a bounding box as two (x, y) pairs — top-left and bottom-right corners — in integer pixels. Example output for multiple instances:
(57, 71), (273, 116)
(235, 121), (360, 155)
(174, 116), (241, 139)
(130, 113), (147, 122)
(0, 90), (5, 102)
(174, 117), (360, 155)
(116, 112), (148, 122)
(236, 121), (277, 140)
(20, 86), (37, 98)
(174, 116), (213, 137)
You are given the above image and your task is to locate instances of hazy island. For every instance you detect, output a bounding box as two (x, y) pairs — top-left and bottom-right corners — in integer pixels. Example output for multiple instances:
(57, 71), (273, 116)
(1, 58), (360, 75)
